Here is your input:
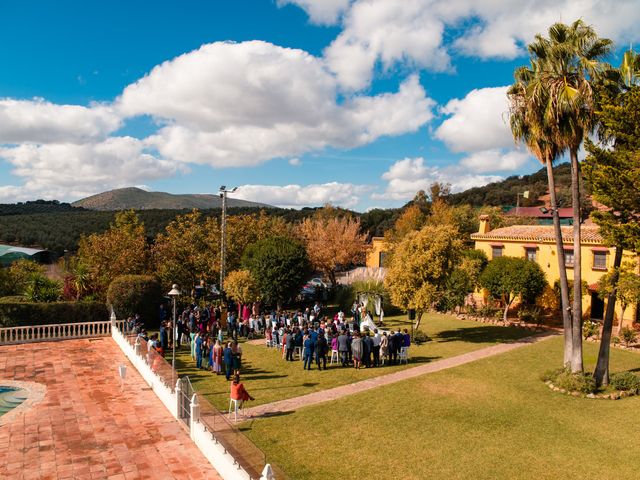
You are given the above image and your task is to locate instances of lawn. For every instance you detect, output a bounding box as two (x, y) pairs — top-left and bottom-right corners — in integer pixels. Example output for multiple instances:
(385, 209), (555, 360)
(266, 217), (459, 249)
(173, 313), (534, 411)
(240, 336), (640, 480)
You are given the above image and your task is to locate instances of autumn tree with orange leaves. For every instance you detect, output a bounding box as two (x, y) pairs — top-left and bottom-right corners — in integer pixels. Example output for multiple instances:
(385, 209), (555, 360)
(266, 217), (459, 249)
(298, 206), (367, 286)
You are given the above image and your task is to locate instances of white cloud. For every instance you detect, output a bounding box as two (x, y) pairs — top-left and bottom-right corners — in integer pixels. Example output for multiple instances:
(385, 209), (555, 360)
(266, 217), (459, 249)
(237, 182), (372, 209)
(277, 0), (351, 25)
(316, 0), (640, 90)
(373, 157), (502, 201)
(435, 86), (513, 153)
(288, 157), (302, 166)
(0, 137), (181, 202)
(0, 99), (121, 144)
(460, 148), (531, 173)
(118, 41), (433, 167)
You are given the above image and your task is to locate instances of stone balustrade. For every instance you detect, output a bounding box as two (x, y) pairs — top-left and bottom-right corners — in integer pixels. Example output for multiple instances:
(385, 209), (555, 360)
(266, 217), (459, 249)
(0, 320), (125, 345)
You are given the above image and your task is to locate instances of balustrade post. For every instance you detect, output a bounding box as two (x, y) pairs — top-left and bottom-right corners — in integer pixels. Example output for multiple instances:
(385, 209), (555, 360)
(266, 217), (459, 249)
(189, 394), (200, 441)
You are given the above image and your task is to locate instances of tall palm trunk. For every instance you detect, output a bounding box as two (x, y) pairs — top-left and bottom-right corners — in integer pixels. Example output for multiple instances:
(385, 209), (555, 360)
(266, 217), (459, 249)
(545, 158), (572, 365)
(594, 245), (623, 387)
(569, 148), (583, 373)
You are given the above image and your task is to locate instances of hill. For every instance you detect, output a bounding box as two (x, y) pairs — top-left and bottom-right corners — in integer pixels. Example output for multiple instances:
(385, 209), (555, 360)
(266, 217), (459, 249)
(72, 187), (270, 210)
(0, 200), (85, 216)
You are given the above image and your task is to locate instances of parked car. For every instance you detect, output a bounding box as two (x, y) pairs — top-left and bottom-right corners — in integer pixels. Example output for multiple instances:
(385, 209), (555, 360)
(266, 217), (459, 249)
(307, 277), (331, 289)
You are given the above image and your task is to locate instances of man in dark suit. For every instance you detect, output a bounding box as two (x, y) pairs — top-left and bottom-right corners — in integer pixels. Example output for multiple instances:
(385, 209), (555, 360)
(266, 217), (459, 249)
(394, 330), (405, 363)
(315, 332), (328, 370)
(362, 333), (373, 368)
(286, 329), (295, 361)
(388, 330), (397, 365)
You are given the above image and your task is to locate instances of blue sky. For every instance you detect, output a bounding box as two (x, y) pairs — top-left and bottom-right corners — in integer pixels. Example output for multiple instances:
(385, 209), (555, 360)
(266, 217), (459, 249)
(0, 0), (637, 210)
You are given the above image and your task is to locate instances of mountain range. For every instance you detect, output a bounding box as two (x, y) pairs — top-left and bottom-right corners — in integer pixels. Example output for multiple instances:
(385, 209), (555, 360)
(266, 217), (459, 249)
(72, 187), (270, 211)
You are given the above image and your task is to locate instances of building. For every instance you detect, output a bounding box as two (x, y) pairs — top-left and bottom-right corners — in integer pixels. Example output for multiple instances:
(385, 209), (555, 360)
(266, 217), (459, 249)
(471, 215), (639, 326)
(505, 206), (574, 225)
(366, 237), (388, 268)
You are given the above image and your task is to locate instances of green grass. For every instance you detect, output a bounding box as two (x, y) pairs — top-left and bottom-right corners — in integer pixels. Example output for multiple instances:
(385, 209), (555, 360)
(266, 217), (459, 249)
(174, 313), (533, 411)
(240, 337), (640, 480)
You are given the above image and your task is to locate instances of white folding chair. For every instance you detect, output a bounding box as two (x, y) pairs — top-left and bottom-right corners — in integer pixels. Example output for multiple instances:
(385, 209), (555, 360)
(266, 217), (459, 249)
(330, 349), (339, 365)
(294, 346), (303, 360)
(398, 347), (409, 364)
(228, 398), (243, 421)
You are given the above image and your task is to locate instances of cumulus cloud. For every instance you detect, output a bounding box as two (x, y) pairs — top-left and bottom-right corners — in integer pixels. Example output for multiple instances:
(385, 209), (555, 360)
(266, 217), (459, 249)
(236, 182), (372, 209)
(460, 149), (531, 173)
(0, 137), (181, 202)
(435, 86), (513, 153)
(373, 157), (502, 201)
(316, 0), (640, 90)
(0, 99), (121, 144)
(118, 41), (433, 167)
(277, 0), (352, 25)
(288, 158), (302, 166)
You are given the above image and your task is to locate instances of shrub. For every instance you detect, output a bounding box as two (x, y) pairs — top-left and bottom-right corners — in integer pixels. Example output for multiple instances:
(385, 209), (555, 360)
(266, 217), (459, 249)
(545, 368), (597, 394)
(610, 372), (640, 392)
(0, 301), (108, 327)
(413, 329), (430, 344)
(582, 319), (600, 340)
(24, 274), (62, 302)
(518, 306), (544, 326)
(478, 303), (501, 318)
(107, 275), (163, 325)
(620, 327), (637, 347)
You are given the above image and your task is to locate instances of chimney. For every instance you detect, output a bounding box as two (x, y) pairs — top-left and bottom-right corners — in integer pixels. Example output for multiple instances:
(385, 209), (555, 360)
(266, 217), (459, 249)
(478, 214), (491, 234)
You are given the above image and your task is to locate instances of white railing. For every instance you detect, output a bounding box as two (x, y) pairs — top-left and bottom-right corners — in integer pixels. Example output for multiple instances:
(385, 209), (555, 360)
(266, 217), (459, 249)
(0, 320), (126, 345)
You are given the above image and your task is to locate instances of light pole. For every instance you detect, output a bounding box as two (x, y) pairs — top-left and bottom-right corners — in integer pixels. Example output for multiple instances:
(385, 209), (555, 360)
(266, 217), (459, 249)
(168, 284), (181, 384)
(218, 185), (238, 296)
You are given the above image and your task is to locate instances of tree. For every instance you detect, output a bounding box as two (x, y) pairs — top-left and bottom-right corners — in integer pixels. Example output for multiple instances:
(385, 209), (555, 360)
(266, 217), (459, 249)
(508, 64), (573, 366)
(584, 74), (640, 385)
(242, 236), (311, 309)
(107, 275), (163, 324)
(523, 20), (612, 372)
(298, 208), (367, 285)
(479, 257), (547, 322)
(152, 210), (219, 292)
(385, 224), (464, 329)
(8, 259), (44, 295)
(78, 210), (148, 298)
(224, 270), (261, 305)
(383, 204), (427, 247)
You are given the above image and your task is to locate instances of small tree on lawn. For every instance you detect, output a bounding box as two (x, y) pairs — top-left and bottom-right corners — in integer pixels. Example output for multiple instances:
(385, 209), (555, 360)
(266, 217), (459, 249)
(242, 236), (311, 310)
(385, 224), (463, 329)
(224, 270), (261, 306)
(479, 256), (547, 322)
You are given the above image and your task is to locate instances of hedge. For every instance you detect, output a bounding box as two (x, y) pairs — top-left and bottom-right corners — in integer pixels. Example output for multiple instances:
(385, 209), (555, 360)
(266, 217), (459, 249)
(0, 299), (109, 327)
(107, 275), (162, 325)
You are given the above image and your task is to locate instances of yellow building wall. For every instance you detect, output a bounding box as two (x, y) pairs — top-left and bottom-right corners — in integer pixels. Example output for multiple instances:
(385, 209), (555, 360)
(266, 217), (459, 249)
(366, 237), (388, 268)
(474, 239), (639, 326)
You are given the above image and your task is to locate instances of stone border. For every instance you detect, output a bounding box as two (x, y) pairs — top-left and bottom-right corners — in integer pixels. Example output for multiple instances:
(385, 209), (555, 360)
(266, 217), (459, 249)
(455, 314), (561, 333)
(584, 336), (639, 352)
(544, 380), (637, 400)
(0, 379), (47, 426)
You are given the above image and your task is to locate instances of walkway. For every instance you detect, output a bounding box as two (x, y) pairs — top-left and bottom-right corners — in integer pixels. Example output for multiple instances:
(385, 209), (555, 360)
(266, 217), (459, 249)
(0, 338), (222, 480)
(243, 331), (558, 420)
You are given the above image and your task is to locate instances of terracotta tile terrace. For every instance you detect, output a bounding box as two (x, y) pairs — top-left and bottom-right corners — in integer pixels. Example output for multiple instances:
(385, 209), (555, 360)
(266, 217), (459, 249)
(0, 338), (222, 480)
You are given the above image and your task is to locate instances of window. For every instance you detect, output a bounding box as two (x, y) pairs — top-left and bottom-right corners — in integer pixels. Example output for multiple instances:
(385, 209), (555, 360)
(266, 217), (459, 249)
(379, 251), (388, 268)
(491, 246), (503, 259)
(564, 249), (574, 267)
(593, 251), (607, 270)
(525, 247), (537, 262)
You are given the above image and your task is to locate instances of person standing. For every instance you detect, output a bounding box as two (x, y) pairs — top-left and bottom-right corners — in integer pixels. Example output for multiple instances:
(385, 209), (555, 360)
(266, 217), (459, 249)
(223, 342), (233, 380)
(351, 332), (363, 369)
(362, 332), (373, 368)
(212, 339), (223, 375)
(372, 329), (381, 367)
(286, 329), (295, 361)
(315, 330), (328, 370)
(231, 341), (242, 376)
(379, 331), (388, 365)
(195, 333), (204, 369)
(303, 334), (314, 370)
(337, 330), (349, 367)
(394, 330), (404, 363)
(388, 330), (397, 365)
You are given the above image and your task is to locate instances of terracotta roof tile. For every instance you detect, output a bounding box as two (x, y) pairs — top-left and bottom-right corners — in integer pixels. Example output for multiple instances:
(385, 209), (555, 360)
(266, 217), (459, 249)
(471, 225), (603, 244)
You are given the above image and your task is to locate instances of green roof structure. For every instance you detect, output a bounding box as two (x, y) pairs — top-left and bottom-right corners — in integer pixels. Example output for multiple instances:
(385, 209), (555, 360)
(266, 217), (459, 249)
(0, 244), (53, 267)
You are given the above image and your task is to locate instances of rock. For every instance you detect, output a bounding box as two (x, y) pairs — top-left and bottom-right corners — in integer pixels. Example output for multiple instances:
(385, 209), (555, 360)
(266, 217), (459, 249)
(553, 386), (560, 392)
(586, 393), (596, 399)
(620, 391), (628, 398)
(559, 388), (566, 394)
(571, 391), (581, 397)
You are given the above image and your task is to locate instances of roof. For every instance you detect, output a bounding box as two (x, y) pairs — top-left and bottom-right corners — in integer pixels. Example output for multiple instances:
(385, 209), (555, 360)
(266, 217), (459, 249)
(471, 225), (603, 244)
(505, 207), (574, 218)
(0, 244), (49, 257)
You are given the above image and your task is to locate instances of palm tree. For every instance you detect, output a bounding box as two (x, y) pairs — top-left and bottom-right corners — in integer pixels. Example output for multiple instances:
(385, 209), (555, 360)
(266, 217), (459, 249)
(526, 20), (612, 372)
(507, 67), (573, 366)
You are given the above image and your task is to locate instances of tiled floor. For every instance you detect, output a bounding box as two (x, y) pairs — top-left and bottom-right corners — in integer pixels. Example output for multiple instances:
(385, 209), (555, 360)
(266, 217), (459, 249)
(0, 338), (222, 480)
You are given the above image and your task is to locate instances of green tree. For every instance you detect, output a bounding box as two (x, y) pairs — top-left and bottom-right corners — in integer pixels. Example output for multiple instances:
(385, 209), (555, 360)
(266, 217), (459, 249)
(385, 224), (464, 329)
(508, 58), (573, 366)
(523, 20), (612, 372)
(8, 259), (44, 295)
(242, 236), (311, 309)
(24, 274), (62, 303)
(107, 275), (163, 324)
(479, 257), (547, 322)
(78, 210), (148, 298)
(584, 80), (640, 385)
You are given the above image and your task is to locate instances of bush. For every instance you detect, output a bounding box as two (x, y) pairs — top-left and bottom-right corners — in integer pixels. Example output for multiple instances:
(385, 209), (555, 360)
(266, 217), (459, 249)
(478, 303), (501, 318)
(413, 329), (430, 344)
(582, 319), (600, 339)
(0, 301), (108, 327)
(107, 275), (163, 325)
(518, 306), (544, 326)
(543, 368), (597, 394)
(331, 284), (354, 312)
(24, 274), (62, 302)
(620, 327), (637, 347)
(610, 372), (640, 392)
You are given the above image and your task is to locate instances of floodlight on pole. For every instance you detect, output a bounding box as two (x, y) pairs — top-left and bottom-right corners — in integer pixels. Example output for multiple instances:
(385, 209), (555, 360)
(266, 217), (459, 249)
(168, 284), (181, 383)
(218, 186), (239, 296)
